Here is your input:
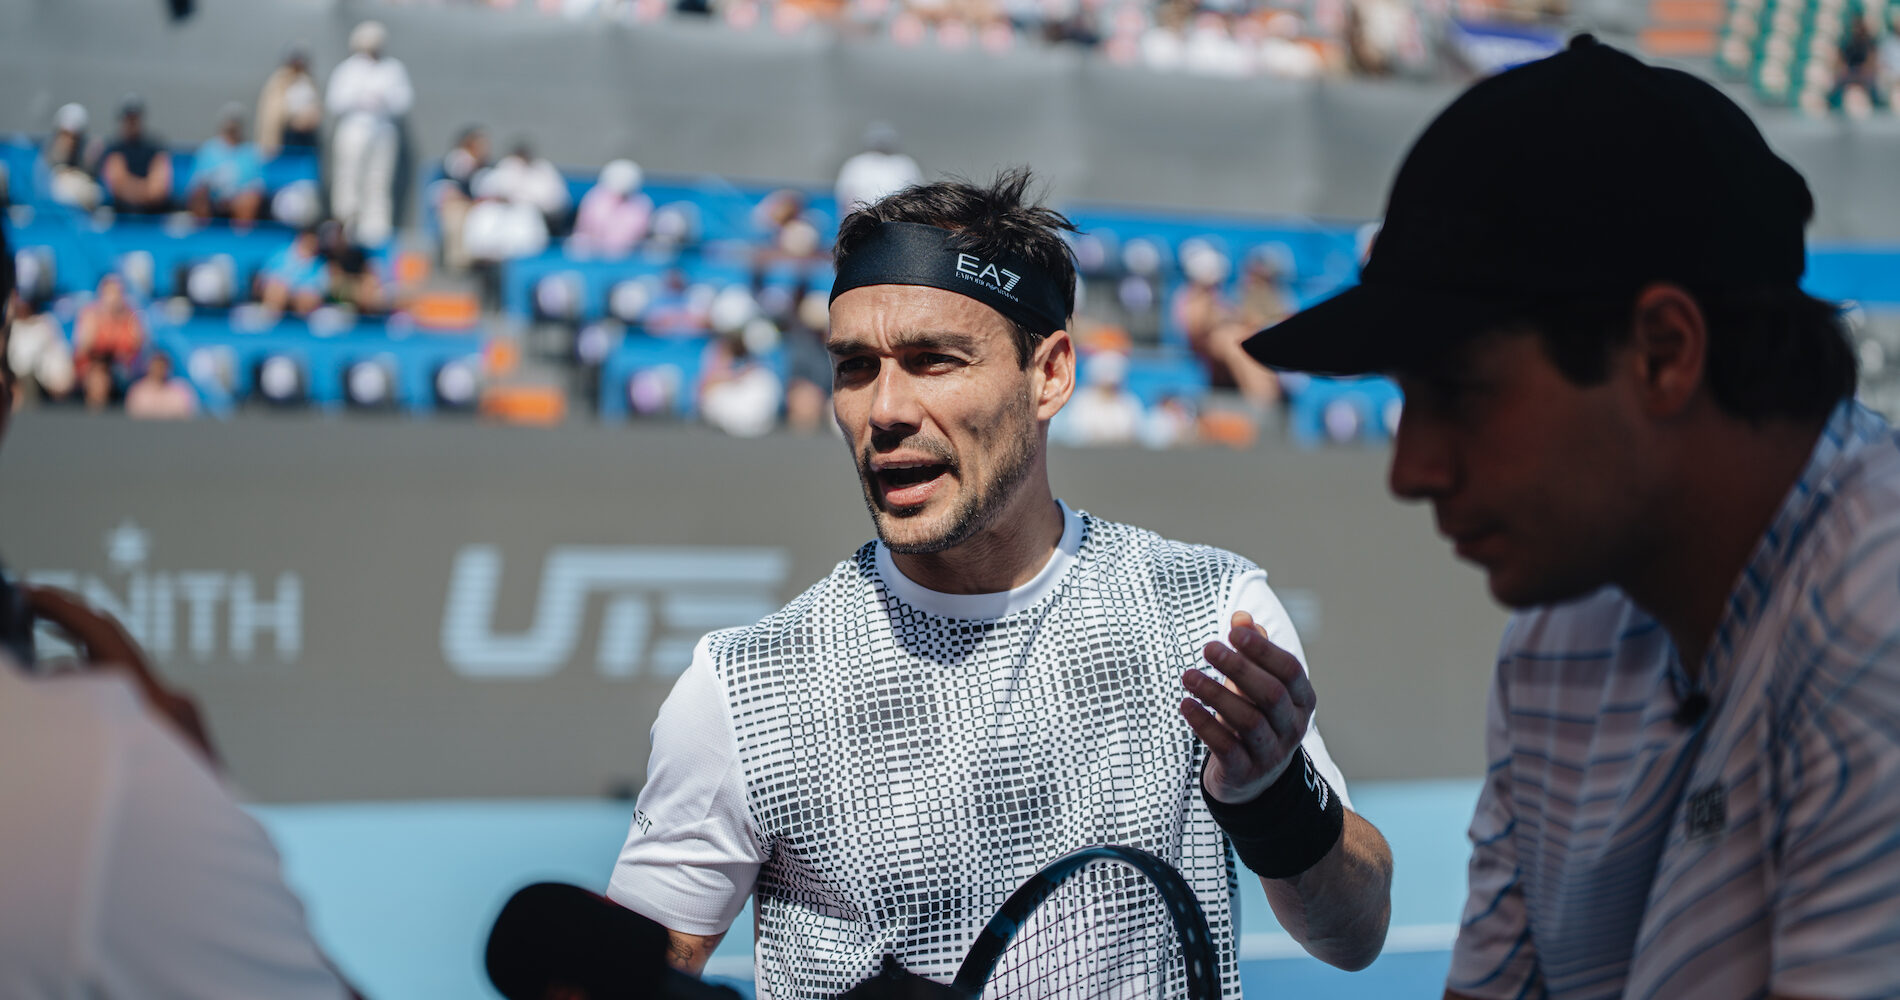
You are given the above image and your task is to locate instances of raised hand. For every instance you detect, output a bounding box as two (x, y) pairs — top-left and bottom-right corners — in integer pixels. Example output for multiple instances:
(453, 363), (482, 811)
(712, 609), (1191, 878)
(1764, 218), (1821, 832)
(1178, 610), (1318, 804)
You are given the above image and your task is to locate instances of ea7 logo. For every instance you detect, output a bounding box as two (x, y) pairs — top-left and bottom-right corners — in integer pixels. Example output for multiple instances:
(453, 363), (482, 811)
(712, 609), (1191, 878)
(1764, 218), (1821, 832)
(441, 545), (790, 680)
(955, 253), (1022, 293)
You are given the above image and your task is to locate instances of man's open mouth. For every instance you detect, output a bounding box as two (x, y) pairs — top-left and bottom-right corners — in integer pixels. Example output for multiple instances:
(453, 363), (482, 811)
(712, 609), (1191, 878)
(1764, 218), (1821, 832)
(874, 462), (953, 507)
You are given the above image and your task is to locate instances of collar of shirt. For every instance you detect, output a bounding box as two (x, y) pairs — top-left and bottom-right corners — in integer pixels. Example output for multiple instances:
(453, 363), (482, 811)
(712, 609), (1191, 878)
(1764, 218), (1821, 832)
(1694, 400), (1890, 698)
(873, 501), (1082, 620)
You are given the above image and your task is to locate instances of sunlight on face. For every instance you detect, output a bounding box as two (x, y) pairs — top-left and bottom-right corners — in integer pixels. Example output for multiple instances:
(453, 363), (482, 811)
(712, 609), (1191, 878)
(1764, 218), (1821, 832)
(828, 284), (1044, 554)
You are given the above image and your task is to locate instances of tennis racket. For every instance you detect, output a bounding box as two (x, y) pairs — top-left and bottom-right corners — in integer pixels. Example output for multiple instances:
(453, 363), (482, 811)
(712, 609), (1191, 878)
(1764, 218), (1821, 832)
(951, 845), (1221, 1000)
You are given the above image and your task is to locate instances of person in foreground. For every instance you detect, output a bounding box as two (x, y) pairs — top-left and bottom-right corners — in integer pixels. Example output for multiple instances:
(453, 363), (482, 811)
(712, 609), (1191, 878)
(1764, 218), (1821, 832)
(0, 236), (358, 998)
(1244, 35), (1900, 1000)
(609, 170), (1392, 998)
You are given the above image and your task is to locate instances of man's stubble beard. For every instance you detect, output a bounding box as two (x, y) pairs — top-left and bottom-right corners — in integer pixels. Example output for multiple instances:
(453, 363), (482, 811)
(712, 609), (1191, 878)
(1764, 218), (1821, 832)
(857, 393), (1042, 555)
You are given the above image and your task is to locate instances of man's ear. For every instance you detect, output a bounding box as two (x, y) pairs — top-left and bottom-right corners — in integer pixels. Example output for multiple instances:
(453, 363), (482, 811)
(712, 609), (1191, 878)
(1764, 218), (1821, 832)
(1627, 283), (1707, 419)
(1031, 329), (1076, 421)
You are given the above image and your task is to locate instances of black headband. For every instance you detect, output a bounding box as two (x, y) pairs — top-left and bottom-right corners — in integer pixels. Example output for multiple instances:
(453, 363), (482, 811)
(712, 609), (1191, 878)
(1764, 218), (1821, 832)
(829, 222), (1068, 336)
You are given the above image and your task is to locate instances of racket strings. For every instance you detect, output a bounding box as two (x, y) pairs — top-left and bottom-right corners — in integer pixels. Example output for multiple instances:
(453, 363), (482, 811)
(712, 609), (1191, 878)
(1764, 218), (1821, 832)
(982, 863), (1188, 1000)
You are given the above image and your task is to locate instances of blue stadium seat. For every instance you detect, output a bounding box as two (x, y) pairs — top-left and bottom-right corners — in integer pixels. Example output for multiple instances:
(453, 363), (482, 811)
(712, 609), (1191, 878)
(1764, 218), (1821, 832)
(152, 314), (485, 415)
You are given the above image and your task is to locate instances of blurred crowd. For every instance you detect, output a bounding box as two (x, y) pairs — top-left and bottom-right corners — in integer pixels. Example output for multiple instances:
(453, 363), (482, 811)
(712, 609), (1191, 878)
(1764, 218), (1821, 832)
(3, 20), (430, 419)
(1821, 9), (1900, 115)
(5, 12), (1395, 445)
(1718, 0), (1900, 115)
(380, 0), (1568, 80)
(20, 22), (411, 245)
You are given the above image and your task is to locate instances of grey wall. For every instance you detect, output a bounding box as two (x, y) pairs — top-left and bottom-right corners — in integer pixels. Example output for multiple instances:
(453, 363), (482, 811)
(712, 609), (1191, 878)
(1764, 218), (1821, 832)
(1, 413), (1508, 801)
(6, 0), (1900, 238)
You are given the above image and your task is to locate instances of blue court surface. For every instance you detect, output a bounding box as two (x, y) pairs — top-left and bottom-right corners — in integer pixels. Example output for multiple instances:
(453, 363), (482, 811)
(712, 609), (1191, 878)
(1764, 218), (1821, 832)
(253, 780), (1480, 999)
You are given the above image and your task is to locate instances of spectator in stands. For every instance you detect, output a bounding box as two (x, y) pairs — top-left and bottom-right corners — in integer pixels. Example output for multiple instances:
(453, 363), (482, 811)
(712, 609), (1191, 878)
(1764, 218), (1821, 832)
(834, 122), (922, 213)
(40, 103), (101, 211)
(1234, 245), (1295, 332)
(256, 47), (324, 159)
(461, 179), (551, 277)
(326, 20), (413, 246)
(72, 274), (146, 410)
(1142, 394), (1200, 449)
(644, 269), (711, 337)
(753, 188), (828, 270)
(257, 227), (329, 316)
(1883, 10), (1900, 107)
(477, 140), (572, 234)
(123, 352), (198, 420)
(698, 330), (783, 437)
(317, 220), (390, 315)
(1174, 244), (1279, 410)
(1057, 350), (1145, 445)
(775, 281), (831, 434)
(568, 159), (652, 258)
(4, 292), (75, 408)
(434, 126), (491, 272)
(99, 97), (173, 215)
(185, 104), (266, 226)
(1831, 16), (1883, 114)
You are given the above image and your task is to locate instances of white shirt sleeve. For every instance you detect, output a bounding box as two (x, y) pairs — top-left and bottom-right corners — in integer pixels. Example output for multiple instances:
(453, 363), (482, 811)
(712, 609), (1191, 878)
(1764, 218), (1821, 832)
(606, 635), (766, 937)
(90, 683), (351, 999)
(324, 58), (362, 116)
(379, 59), (414, 118)
(1220, 569), (1353, 811)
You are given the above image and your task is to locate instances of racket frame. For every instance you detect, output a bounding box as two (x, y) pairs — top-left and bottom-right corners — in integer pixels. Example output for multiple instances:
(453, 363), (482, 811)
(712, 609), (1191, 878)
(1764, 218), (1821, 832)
(950, 844), (1221, 1000)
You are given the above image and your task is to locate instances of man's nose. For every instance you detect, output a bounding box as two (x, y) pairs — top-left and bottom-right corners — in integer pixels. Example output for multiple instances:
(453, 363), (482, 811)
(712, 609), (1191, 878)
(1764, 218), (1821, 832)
(868, 362), (923, 433)
(1387, 407), (1456, 501)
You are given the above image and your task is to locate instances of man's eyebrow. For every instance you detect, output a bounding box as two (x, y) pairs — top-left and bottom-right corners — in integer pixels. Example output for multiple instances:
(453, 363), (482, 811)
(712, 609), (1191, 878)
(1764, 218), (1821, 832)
(826, 330), (985, 356)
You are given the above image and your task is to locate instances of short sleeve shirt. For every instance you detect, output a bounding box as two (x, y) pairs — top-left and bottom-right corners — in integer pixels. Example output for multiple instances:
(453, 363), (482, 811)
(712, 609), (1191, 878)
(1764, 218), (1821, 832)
(0, 661), (348, 998)
(102, 137), (165, 180)
(1449, 401), (1900, 1000)
(610, 502), (1350, 999)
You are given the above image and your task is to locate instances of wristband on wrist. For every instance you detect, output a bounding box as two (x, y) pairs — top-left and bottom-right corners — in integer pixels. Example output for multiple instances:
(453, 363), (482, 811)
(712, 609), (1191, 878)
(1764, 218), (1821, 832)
(1201, 747), (1345, 880)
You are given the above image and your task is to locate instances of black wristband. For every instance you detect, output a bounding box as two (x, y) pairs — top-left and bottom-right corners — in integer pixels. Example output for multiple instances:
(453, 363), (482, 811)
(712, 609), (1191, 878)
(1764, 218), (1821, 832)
(1201, 747), (1345, 880)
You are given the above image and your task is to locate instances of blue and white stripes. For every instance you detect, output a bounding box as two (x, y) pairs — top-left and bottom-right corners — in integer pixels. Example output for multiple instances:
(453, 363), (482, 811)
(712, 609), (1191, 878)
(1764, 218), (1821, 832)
(1449, 402), (1900, 1000)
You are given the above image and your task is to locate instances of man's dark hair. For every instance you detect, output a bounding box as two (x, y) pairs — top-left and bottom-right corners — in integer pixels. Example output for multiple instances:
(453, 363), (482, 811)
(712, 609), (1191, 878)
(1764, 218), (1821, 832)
(834, 167), (1078, 366)
(1516, 283), (1857, 423)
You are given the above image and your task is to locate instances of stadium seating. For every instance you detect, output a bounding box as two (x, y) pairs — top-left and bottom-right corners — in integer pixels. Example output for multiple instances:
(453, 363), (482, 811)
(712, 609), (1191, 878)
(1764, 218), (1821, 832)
(151, 314), (487, 416)
(1, 134), (320, 213)
(13, 134), (1900, 439)
(1716, 0), (1896, 108)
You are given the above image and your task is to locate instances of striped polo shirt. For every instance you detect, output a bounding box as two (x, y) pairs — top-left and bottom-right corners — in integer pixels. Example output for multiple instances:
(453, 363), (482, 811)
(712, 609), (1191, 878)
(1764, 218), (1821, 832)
(1449, 401), (1900, 1000)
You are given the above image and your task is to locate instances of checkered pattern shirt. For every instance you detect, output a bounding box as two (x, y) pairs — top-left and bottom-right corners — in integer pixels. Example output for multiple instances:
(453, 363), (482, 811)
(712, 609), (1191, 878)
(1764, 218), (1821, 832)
(610, 504), (1349, 999)
(1449, 401), (1900, 1000)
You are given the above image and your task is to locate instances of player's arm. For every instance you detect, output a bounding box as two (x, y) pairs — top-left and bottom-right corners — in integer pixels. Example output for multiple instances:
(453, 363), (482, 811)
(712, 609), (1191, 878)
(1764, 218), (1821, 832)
(1256, 807), (1392, 972)
(606, 640), (764, 975)
(1180, 610), (1392, 971)
(664, 929), (727, 977)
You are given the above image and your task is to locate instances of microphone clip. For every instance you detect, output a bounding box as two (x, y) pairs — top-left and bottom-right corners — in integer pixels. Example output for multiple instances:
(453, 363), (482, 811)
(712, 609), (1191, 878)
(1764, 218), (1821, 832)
(1672, 690), (1709, 727)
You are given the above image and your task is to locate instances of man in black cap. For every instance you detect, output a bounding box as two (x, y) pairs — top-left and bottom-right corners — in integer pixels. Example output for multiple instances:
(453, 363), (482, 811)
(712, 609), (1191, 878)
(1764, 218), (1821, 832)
(1246, 36), (1900, 1000)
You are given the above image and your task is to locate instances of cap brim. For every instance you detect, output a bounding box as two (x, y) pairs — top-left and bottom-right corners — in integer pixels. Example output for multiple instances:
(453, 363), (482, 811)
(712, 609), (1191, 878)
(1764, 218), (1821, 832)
(1242, 283), (1514, 376)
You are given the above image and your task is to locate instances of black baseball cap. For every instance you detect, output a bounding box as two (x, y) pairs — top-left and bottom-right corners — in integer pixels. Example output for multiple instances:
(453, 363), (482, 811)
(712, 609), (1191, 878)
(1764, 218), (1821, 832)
(1242, 35), (1813, 376)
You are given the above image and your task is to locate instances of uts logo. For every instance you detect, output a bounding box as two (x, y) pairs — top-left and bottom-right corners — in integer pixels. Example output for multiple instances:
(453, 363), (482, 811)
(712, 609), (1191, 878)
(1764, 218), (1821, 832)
(441, 545), (790, 680)
(954, 253), (1023, 297)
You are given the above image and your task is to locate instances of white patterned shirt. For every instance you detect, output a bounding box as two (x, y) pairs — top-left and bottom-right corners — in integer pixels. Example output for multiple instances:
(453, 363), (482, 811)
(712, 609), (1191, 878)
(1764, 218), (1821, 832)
(1449, 401), (1900, 1000)
(610, 502), (1349, 999)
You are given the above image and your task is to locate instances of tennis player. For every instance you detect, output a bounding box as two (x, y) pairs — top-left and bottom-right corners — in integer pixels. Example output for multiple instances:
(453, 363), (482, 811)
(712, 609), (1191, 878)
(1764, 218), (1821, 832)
(1245, 38), (1900, 1000)
(608, 170), (1393, 998)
